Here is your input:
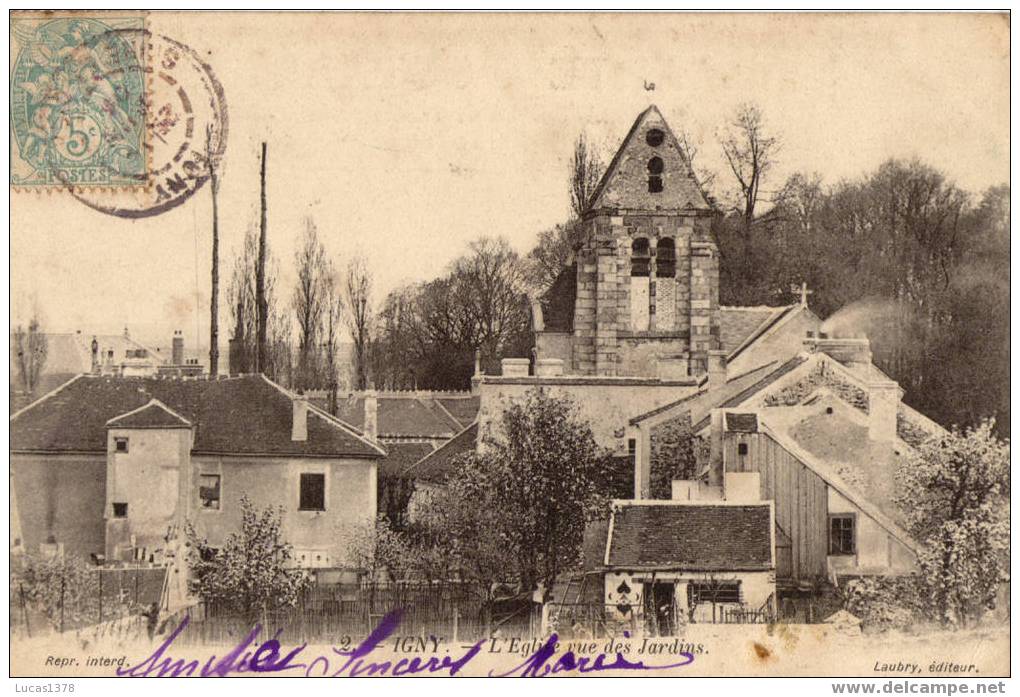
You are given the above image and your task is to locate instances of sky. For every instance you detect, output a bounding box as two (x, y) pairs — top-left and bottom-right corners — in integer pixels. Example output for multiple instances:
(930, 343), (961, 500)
(10, 12), (1010, 352)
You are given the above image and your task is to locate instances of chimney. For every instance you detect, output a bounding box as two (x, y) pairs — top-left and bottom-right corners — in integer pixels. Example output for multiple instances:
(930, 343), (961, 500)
(869, 379), (900, 442)
(708, 409), (724, 487)
(291, 392), (308, 442)
(172, 330), (184, 365)
(707, 350), (727, 390)
(91, 336), (99, 373)
(804, 332), (872, 367)
(363, 388), (378, 442)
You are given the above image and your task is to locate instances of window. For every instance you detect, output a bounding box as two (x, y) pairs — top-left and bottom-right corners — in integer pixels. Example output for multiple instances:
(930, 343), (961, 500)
(199, 474), (221, 510)
(737, 442), (748, 456)
(688, 581), (741, 605)
(114, 437), (129, 453)
(299, 473), (326, 511)
(627, 438), (637, 461)
(655, 238), (676, 277)
(112, 502), (128, 518)
(648, 157), (664, 193)
(829, 514), (856, 555)
(646, 129), (665, 147)
(631, 238), (651, 277)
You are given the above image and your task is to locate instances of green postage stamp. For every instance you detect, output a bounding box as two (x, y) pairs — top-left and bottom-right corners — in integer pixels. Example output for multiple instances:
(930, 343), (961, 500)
(9, 14), (148, 188)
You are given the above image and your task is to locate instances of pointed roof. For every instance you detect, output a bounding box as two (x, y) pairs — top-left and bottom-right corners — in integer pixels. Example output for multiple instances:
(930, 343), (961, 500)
(106, 398), (192, 429)
(587, 105), (711, 213)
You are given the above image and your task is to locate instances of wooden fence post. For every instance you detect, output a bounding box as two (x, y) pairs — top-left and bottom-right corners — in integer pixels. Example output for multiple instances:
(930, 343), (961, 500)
(452, 606), (459, 643)
(98, 569), (103, 624)
(134, 569), (139, 606)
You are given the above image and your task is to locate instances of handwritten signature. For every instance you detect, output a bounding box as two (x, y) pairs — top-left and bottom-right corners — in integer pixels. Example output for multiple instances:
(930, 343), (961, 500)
(117, 611), (695, 677)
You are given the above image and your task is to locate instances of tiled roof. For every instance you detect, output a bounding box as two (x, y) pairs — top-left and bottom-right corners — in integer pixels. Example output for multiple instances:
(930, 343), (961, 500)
(538, 264), (577, 333)
(335, 394), (464, 438)
(606, 502), (773, 570)
(378, 442), (435, 479)
(106, 399), (191, 429)
(630, 357), (805, 428)
(435, 396), (481, 428)
(403, 422), (478, 483)
(10, 374), (382, 458)
(720, 305), (796, 358)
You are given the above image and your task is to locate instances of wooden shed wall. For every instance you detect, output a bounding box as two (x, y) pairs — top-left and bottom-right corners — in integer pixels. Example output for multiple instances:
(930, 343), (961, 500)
(724, 432), (828, 581)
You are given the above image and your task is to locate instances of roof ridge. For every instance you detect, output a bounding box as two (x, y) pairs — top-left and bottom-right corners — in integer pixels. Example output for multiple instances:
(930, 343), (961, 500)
(258, 374), (387, 457)
(9, 373), (84, 422)
(106, 398), (192, 426)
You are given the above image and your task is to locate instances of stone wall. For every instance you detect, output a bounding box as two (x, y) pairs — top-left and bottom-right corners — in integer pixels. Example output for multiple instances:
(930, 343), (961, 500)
(572, 211), (719, 377)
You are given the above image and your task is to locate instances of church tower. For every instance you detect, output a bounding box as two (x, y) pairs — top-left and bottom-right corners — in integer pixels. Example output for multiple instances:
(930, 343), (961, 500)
(571, 105), (720, 377)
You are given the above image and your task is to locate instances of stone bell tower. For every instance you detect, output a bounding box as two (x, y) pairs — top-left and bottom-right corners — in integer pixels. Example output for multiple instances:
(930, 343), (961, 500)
(572, 105), (720, 378)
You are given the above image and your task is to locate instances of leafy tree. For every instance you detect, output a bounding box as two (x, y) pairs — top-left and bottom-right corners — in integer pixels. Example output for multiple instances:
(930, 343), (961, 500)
(648, 417), (708, 499)
(185, 496), (311, 622)
(336, 515), (419, 584)
(896, 419), (1009, 626)
(417, 390), (612, 592)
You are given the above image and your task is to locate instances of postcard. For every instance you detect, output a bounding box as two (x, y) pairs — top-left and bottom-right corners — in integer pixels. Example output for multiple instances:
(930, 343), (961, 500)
(8, 11), (1010, 681)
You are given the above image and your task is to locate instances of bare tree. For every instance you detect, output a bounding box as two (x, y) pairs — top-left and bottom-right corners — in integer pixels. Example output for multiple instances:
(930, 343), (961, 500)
(255, 142), (269, 374)
(292, 218), (328, 390)
(12, 306), (47, 395)
(569, 132), (604, 218)
(720, 103), (780, 227)
(676, 127), (717, 204)
(524, 222), (586, 294)
(343, 255), (373, 390)
(228, 225), (287, 382)
(322, 267), (343, 411)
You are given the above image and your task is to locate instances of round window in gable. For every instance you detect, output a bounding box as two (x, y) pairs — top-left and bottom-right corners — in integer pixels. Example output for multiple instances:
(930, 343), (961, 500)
(646, 128), (665, 147)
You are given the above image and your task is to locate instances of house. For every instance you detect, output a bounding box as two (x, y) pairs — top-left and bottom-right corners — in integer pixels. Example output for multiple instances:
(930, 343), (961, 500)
(9, 374), (384, 567)
(601, 499), (776, 631)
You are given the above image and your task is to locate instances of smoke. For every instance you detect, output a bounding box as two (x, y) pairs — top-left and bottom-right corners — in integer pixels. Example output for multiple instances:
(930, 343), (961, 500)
(820, 296), (915, 339)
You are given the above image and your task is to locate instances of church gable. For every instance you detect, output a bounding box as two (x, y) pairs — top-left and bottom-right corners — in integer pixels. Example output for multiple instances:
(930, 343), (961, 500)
(587, 105), (710, 213)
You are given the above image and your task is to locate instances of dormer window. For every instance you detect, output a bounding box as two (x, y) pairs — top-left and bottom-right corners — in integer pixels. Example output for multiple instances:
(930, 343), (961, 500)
(646, 129), (665, 147)
(648, 157), (664, 193)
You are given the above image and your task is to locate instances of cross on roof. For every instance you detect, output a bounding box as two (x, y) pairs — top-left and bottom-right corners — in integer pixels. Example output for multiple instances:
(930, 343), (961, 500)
(792, 281), (813, 307)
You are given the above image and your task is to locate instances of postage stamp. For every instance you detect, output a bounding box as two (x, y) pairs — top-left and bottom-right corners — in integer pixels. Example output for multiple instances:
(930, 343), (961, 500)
(10, 14), (148, 188)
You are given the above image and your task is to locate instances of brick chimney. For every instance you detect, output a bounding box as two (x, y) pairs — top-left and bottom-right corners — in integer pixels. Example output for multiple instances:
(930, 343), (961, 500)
(869, 379), (900, 442)
(291, 392), (308, 442)
(363, 388), (378, 442)
(707, 350), (727, 391)
(171, 330), (184, 365)
(708, 409), (724, 487)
